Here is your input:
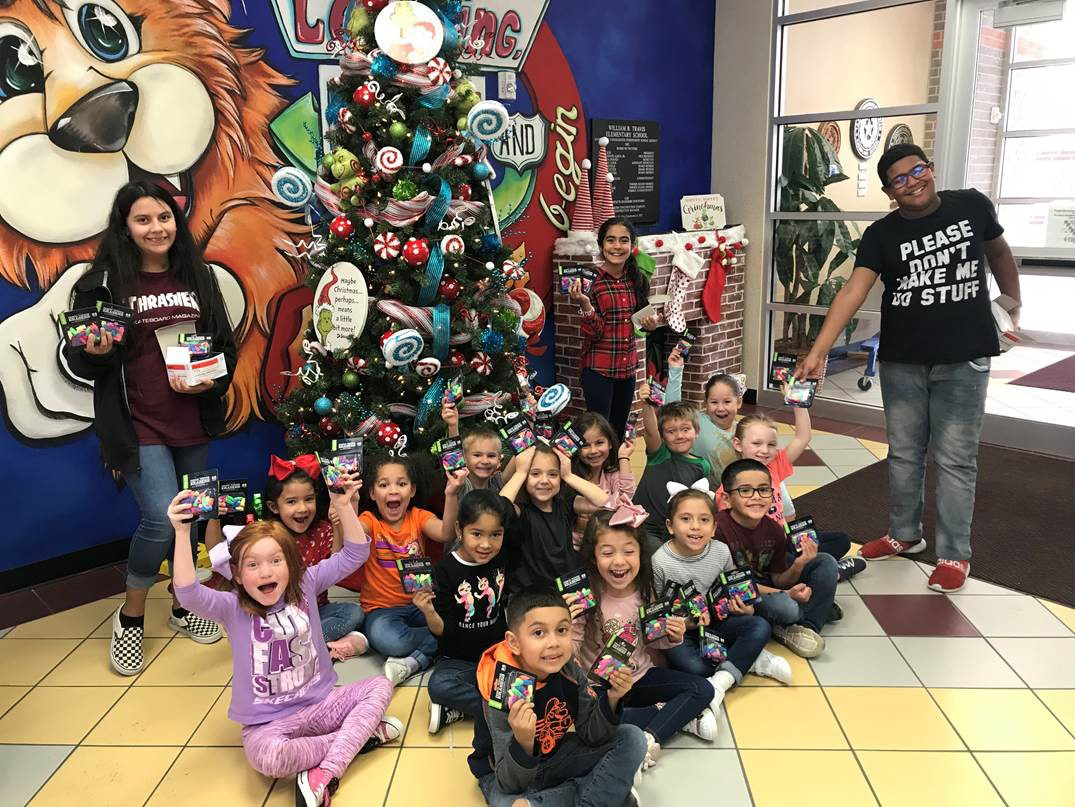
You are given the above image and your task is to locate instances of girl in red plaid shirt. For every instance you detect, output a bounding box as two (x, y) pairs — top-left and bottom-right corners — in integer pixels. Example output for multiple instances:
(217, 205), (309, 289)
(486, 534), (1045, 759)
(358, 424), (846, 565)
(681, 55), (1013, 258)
(569, 218), (659, 439)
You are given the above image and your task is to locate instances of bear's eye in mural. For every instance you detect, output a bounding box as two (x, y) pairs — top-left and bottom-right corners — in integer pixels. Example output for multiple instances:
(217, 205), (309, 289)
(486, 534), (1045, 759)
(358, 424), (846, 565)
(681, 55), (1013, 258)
(62, 0), (141, 63)
(0, 22), (43, 101)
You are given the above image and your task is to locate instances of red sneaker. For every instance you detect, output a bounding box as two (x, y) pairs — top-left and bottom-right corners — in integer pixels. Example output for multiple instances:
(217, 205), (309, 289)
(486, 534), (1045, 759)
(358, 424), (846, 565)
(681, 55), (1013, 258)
(859, 535), (927, 561)
(928, 559), (969, 593)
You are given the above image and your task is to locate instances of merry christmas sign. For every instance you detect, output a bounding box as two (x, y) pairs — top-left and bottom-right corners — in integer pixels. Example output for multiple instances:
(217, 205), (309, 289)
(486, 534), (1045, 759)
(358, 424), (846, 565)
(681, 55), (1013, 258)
(680, 194), (726, 232)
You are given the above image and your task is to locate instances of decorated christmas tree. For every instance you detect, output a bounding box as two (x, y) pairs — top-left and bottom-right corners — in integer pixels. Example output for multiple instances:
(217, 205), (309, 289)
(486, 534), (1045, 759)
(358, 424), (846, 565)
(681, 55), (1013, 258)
(276, 0), (531, 458)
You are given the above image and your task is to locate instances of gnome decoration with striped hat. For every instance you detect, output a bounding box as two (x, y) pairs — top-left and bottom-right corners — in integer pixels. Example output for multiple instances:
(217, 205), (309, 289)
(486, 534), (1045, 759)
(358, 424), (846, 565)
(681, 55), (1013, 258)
(592, 136), (617, 226)
(554, 152), (601, 256)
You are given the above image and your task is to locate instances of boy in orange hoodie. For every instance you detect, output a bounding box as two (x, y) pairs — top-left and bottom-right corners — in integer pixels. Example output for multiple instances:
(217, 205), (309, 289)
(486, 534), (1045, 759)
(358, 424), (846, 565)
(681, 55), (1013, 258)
(476, 587), (647, 807)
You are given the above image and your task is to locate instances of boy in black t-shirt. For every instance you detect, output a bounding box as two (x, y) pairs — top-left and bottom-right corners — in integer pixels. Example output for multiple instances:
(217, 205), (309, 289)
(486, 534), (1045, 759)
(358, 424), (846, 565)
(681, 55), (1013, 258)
(800, 143), (1021, 594)
(475, 587), (646, 806)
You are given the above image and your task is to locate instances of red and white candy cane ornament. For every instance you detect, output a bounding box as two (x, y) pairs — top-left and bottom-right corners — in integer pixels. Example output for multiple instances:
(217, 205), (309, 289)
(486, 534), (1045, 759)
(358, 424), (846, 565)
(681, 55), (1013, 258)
(374, 231), (402, 259)
(374, 146), (404, 176)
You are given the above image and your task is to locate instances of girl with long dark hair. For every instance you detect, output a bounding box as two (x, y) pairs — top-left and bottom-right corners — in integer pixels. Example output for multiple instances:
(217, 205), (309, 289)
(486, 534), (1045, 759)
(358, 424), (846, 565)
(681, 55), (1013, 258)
(65, 181), (237, 676)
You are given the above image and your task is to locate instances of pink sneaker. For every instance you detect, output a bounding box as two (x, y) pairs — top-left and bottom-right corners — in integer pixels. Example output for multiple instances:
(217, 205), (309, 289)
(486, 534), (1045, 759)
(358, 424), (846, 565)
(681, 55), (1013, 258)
(859, 535), (927, 561)
(296, 766), (335, 806)
(928, 559), (969, 593)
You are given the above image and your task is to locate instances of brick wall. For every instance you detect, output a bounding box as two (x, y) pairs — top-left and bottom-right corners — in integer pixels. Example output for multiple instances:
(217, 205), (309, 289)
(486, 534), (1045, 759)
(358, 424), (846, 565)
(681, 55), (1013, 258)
(552, 234), (746, 422)
(923, 0), (946, 156)
(967, 12), (1009, 197)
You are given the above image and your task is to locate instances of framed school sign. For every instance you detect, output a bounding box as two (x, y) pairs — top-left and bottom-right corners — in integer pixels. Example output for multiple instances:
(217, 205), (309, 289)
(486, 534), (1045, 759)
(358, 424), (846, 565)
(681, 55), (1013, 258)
(591, 118), (661, 225)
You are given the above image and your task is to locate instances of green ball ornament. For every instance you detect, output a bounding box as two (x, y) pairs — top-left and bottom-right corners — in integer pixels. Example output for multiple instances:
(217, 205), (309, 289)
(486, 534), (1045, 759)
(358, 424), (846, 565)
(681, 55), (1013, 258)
(389, 121), (408, 140)
(456, 117), (468, 132)
(342, 370), (360, 389)
(392, 179), (419, 201)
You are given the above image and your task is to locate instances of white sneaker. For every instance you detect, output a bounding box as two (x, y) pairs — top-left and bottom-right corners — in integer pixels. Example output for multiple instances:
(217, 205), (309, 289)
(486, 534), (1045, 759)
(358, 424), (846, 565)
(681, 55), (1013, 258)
(641, 731), (660, 770)
(383, 657), (418, 687)
(168, 609), (222, 644)
(360, 715), (404, 754)
(428, 700), (465, 734)
(749, 649), (793, 684)
(707, 670), (736, 712)
(681, 707), (717, 742)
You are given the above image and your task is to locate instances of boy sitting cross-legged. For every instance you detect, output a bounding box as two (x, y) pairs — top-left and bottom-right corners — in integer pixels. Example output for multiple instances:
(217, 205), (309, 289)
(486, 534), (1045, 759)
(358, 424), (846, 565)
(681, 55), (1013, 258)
(476, 586), (647, 807)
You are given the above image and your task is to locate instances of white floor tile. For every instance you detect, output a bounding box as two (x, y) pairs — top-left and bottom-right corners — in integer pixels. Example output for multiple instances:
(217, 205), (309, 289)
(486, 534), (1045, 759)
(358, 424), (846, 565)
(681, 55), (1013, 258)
(637, 749), (751, 805)
(891, 637), (1024, 688)
(949, 596), (1074, 638)
(809, 636), (920, 686)
(988, 638), (1075, 688)
(851, 558), (937, 596)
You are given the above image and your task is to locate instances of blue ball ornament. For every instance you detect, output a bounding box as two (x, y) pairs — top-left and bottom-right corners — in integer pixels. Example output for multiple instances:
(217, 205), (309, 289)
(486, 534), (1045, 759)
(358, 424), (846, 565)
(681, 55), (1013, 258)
(517, 334), (528, 353)
(325, 94), (347, 129)
(472, 162), (491, 181)
(371, 53), (399, 81)
(479, 234), (501, 255)
(314, 396), (333, 416)
(287, 424), (304, 440)
(482, 327), (505, 353)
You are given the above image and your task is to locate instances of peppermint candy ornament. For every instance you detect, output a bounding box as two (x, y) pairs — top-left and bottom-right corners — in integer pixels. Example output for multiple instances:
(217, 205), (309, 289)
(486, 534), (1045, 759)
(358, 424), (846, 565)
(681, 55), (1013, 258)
(374, 146), (404, 176)
(330, 215), (354, 239)
(383, 328), (425, 367)
(374, 231), (402, 259)
(537, 383), (571, 417)
(402, 237), (431, 266)
(501, 259), (524, 280)
(271, 166), (313, 209)
(426, 57), (451, 86)
(469, 351), (492, 376)
(441, 234), (464, 255)
(415, 357), (441, 377)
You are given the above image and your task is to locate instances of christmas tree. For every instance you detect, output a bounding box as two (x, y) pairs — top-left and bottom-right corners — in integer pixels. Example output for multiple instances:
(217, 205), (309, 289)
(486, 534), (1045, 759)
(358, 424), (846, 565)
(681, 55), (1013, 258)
(277, 0), (530, 459)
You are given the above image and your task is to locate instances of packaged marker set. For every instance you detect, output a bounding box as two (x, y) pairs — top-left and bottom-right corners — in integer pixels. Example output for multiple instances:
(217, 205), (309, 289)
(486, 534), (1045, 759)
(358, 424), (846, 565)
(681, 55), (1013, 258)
(432, 436), (466, 473)
(96, 302), (134, 344)
(487, 661), (535, 712)
(784, 378), (818, 408)
(558, 264), (598, 294)
(500, 417), (537, 455)
(679, 580), (707, 620)
(443, 375), (464, 406)
(700, 626), (728, 664)
(639, 598), (673, 642)
(769, 351), (798, 386)
(217, 479), (248, 517)
(786, 516), (818, 556)
(180, 332), (213, 357)
(395, 556), (433, 593)
(706, 586), (733, 622)
(720, 568), (760, 604)
(589, 633), (635, 683)
(181, 469), (219, 522)
(556, 569), (597, 615)
(551, 421), (583, 458)
(59, 307), (100, 347)
(675, 330), (696, 359)
(532, 417), (554, 442)
(646, 378), (667, 407)
(624, 411), (639, 441)
(663, 580), (688, 618)
(318, 438), (363, 493)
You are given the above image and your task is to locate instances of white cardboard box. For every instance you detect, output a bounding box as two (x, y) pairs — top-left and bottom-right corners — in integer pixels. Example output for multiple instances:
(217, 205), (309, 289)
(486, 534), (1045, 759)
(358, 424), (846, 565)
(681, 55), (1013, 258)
(166, 345), (227, 385)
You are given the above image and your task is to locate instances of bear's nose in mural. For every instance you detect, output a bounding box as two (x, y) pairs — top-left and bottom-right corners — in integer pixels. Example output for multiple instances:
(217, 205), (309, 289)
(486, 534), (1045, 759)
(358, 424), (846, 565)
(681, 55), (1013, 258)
(49, 81), (139, 153)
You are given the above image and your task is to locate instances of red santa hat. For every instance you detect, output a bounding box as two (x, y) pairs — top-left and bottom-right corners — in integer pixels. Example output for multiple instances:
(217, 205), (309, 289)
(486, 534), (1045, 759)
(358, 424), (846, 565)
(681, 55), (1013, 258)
(593, 136), (616, 225)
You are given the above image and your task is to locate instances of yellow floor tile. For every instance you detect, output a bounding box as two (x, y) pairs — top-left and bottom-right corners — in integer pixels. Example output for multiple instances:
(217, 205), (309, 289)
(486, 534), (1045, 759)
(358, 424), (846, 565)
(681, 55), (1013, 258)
(776, 421), (795, 434)
(725, 687), (847, 749)
(0, 638), (80, 685)
(858, 438), (889, 459)
(930, 689), (1075, 751)
(0, 685), (29, 716)
(1037, 690), (1075, 736)
(858, 751), (1003, 807)
(975, 751), (1075, 807)
(385, 685), (419, 745)
(146, 746), (273, 806)
(1039, 599), (1075, 632)
(83, 685), (222, 745)
(404, 688), (476, 748)
(187, 688), (241, 746)
(740, 750), (875, 807)
(28, 746), (179, 807)
(5, 600), (118, 639)
(91, 597), (186, 638)
(322, 745), (401, 807)
(784, 484), (819, 498)
(827, 688), (964, 750)
(134, 635), (233, 686)
(384, 748), (485, 807)
(740, 640), (817, 687)
(0, 685), (125, 744)
(39, 637), (170, 686)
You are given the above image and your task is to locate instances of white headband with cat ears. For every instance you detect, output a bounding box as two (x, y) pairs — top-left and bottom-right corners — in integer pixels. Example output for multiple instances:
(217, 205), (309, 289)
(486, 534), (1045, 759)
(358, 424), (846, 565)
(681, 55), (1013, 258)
(666, 478), (713, 502)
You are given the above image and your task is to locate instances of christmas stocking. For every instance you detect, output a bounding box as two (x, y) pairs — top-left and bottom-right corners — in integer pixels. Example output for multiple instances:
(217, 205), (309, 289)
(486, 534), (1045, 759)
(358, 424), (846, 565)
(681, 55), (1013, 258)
(702, 250), (728, 324)
(664, 243), (705, 333)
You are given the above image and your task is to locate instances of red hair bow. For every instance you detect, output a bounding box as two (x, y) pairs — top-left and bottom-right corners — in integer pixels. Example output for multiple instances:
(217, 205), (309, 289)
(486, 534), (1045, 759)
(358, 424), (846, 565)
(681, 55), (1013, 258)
(269, 454), (321, 481)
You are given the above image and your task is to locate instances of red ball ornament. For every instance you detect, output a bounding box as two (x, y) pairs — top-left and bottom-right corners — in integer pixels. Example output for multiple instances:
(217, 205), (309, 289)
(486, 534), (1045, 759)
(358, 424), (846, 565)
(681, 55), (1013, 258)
(353, 84), (377, 107)
(457, 183), (472, 201)
(375, 420), (401, 447)
(449, 349), (465, 368)
(655, 239), (664, 248)
(371, 172), (383, 184)
(402, 237), (431, 266)
(438, 277), (461, 302)
(362, 131), (373, 142)
(363, 0), (388, 11)
(684, 242), (694, 251)
(697, 235), (707, 244)
(319, 416), (341, 436)
(330, 215), (354, 239)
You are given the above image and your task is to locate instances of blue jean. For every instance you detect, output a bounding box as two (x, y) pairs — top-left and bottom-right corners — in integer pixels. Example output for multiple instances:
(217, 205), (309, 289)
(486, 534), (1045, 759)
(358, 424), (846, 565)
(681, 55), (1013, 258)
(319, 601), (365, 642)
(664, 614), (771, 682)
(580, 368), (636, 441)
(363, 605), (438, 670)
(479, 724), (647, 807)
(619, 666), (714, 744)
(428, 657), (494, 777)
(755, 554), (839, 632)
(880, 358), (990, 561)
(122, 443), (209, 589)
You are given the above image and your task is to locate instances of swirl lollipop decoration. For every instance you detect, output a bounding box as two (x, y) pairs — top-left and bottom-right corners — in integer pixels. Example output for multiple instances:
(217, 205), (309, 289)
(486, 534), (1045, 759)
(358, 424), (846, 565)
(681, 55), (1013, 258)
(383, 328), (425, 367)
(374, 146), (404, 176)
(467, 100), (510, 142)
(537, 383), (571, 417)
(271, 167), (313, 209)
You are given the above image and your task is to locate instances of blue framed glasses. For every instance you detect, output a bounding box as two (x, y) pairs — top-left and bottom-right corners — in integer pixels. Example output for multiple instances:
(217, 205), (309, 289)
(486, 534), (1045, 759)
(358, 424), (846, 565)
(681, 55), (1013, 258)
(888, 162), (933, 189)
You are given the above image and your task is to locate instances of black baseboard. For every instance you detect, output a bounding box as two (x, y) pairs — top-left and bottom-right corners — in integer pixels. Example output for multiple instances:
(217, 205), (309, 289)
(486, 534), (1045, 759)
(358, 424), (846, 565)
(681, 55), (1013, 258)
(0, 538), (129, 595)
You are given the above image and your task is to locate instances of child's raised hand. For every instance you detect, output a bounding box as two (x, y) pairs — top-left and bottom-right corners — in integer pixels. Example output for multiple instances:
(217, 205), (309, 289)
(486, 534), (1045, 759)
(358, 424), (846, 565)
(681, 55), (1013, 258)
(617, 437), (634, 460)
(561, 592), (586, 621)
(638, 381), (651, 402)
(788, 583), (812, 603)
(556, 447), (573, 478)
(445, 468), (469, 496)
(664, 615), (687, 644)
(727, 595), (755, 616)
(606, 666), (634, 707)
(797, 536), (818, 563)
(166, 490), (194, 530)
(515, 445), (536, 475)
(668, 348), (684, 369)
(507, 697), (537, 751)
(440, 401), (458, 428)
(328, 472), (362, 506)
(84, 329), (114, 356)
(412, 588), (435, 614)
(568, 279), (591, 310)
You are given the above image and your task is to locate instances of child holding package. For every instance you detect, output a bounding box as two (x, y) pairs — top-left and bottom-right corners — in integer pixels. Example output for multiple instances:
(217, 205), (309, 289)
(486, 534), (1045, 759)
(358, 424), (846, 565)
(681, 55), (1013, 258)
(570, 412), (637, 549)
(357, 455), (461, 685)
(500, 443), (611, 589)
(654, 488), (791, 711)
(169, 473), (398, 807)
(716, 459), (839, 659)
(633, 397), (711, 555)
(476, 586), (648, 807)
(441, 401), (516, 495)
(572, 509), (716, 771)
(414, 488), (511, 778)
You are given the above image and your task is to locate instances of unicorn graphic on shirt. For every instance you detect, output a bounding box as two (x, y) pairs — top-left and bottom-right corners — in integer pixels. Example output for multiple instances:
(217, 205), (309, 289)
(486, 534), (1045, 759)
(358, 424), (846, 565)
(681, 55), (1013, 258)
(476, 575), (497, 619)
(456, 579), (476, 621)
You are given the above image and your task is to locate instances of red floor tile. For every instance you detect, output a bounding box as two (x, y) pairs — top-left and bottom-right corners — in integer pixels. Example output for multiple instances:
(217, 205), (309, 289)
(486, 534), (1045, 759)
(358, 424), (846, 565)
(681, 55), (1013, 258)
(861, 594), (980, 637)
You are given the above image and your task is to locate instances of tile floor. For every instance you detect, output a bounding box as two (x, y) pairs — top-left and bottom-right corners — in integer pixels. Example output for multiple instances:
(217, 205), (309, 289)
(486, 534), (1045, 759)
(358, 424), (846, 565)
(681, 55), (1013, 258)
(1, 426), (1073, 806)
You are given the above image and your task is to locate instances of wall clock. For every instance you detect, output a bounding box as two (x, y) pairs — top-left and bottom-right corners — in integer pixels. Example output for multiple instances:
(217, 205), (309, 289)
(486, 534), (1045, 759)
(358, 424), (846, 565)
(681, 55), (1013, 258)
(851, 98), (882, 161)
(885, 123), (914, 151)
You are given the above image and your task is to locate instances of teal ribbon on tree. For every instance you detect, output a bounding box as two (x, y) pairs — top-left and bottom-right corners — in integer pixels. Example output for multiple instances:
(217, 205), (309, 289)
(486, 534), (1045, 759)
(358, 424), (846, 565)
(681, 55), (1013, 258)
(439, 9), (460, 52)
(417, 85), (452, 109)
(432, 303), (450, 360)
(409, 125), (432, 164)
(424, 177), (452, 233)
(415, 377), (445, 429)
(416, 243), (445, 305)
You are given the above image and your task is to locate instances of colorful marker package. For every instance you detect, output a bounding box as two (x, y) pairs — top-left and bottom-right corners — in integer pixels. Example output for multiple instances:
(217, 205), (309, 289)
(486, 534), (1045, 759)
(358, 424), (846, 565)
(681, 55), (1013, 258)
(180, 332), (213, 357)
(59, 307), (99, 347)
(319, 438), (363, 493)
(500, 417), (536, 455)
(639, 598), (673, 642)
(675, 330), (696, 359)
(786, 516), (818, 556)
(700, 625), (728, 664)
(217, 479), (248, 517)
(443, 375), (464, 406)
(551, 421), (583, 457)
(769, 351), (798, 386)
(706, 585), (733, 622)
(433, 436), (466, 473)
(96, 302), (134, 344)
(664, 580), (689, 617)
(181, 469), (219, 522)
(487, 661), (535, 712)
(589, 633), (635, 683)
(679, 580), (707, 620)
(556, 569), (597, 615)
(784, 378), (818, 408)
(646, 378), (667, 407)
(720, 568), (760, 604)
(558, 264), (598, 294)
(395, 556), (433, 593)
